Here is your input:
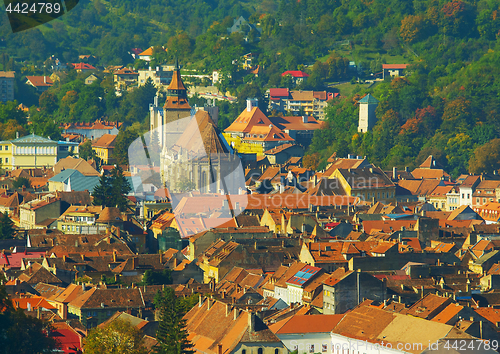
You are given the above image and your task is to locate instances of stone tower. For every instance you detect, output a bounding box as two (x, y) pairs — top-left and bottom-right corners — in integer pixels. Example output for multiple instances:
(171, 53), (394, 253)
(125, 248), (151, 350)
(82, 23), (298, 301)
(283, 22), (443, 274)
(357, 94), (378, 133)
(150, 59), (192, 147)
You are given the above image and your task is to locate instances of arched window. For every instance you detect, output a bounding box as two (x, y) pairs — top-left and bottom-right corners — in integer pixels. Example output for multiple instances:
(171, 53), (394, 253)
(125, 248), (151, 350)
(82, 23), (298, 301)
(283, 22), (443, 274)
(275, 349), (279, 354)
(242, 350), (246, 354)
(258, 348), (263, 354)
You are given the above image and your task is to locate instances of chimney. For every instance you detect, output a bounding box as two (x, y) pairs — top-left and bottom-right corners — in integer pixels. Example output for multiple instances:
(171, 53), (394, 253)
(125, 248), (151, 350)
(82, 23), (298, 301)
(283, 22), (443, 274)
(226, 303), (230, 316)
(16, 132), (19, 139)
(207, 298), (212, 310)
(248, 312), (255, 333)
(133, 257), (138, 269)
(302, 115), (308, 123)
(113, 251), (117, 263)
(82, 283), (86, 292)
(234, 308), (238, 320)
(246, 98), (258, 112)
(218, 344), (223, 354)
(393, 167), (397, 180)
(173, 257), (178, 268)
(44, 76), (47, 84)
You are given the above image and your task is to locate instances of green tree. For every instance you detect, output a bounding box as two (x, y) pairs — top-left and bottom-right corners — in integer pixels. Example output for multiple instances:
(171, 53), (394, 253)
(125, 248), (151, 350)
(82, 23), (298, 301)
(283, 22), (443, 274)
(84, 319), (147, 354)
(93, 166), (131, 211)
(141, 269), (172, 285)
(92, 175), (113, 208)
(469, 139), (500, 174)
(12, 177), (31, 189)
(110, 165), (132, 211)
(0, 212), (14, 239)
(154, 288), (194, 354)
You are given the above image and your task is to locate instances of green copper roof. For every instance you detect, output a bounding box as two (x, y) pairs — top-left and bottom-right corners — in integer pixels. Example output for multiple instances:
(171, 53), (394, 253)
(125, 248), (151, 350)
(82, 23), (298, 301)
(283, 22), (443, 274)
(11, 133), (56, 145)
(358, 94), (378, 104)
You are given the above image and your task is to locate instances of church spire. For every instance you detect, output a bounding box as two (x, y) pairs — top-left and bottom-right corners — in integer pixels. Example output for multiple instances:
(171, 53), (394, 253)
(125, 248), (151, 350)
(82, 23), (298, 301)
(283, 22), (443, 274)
(163, 60), (190, 111)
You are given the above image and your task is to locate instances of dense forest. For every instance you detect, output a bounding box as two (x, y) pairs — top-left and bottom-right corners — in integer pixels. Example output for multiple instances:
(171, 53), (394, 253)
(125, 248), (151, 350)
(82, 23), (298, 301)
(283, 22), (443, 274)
(1, 0), (500, 176)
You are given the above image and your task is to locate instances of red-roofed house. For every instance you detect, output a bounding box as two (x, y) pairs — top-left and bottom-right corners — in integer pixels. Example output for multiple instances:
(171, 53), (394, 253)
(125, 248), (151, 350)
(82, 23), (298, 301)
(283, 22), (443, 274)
(25, 76), (53, 92)
(269, 88), (290, 113)
(269, 314), (344, 353)
(51, 322), (84, 354)
(281, 70), (309, 84)
(0, 250), (47, 269)
(382, 64), (408, 79)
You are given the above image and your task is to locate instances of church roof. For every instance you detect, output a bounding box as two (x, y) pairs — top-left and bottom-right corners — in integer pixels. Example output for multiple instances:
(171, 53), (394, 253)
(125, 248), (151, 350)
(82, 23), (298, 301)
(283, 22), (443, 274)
(172, 111), (229, 157)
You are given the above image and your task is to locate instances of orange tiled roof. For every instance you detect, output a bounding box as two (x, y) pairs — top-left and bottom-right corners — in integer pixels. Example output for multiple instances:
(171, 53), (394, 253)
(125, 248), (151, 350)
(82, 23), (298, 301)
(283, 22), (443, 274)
(91, 134), (116, 149)
(26, 76), (53, 87)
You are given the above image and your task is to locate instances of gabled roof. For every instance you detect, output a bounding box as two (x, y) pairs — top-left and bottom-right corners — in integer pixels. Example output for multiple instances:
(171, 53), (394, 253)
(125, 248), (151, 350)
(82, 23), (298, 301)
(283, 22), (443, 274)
(225, 106), (274, 134)
(460, 175), (481, 188)
(53, 157), (100, 176)
(26, 76), (53, 87)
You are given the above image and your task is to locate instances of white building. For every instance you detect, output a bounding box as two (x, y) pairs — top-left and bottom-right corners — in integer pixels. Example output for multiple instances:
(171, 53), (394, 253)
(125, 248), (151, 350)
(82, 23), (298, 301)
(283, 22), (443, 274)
(358, 94), (378, 133)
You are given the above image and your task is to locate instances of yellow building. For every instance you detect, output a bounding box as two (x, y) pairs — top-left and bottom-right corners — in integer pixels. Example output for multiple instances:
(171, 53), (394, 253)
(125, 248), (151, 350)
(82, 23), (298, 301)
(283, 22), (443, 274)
(223, 99), (294, 156)
(0, 140), (13, 169)
(91, 134), (116, 164)
(1, 134), (58, 170)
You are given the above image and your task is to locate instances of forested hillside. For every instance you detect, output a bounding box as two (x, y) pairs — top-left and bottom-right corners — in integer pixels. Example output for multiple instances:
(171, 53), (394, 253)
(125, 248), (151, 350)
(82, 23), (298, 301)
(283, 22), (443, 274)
(1, 0), (500, 176)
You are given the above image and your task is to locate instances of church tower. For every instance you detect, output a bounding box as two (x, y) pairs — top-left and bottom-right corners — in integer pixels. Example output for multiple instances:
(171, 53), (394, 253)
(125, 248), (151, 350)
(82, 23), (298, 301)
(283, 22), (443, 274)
(357, 94), (378, 133)
(150, 59), (192, 147)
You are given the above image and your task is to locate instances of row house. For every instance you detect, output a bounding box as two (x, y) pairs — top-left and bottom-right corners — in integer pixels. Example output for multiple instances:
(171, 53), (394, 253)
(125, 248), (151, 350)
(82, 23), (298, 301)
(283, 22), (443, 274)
(330, 166), (396, 203)
(67, 286), (146, 328)
(61, 120), (122, 140)
(473, 180), (500, 207)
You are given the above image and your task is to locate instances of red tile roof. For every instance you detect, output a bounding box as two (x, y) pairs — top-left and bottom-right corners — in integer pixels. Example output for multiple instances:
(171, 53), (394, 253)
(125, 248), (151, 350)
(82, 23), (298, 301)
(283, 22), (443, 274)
(270, 314), (344, 334)
(71, 63), (96, 70)
(382, 64), (408, 69)
(269, 88), (290, 98)
(281, 70), (309, 78)
(26, 76), (53, 87)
